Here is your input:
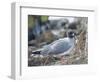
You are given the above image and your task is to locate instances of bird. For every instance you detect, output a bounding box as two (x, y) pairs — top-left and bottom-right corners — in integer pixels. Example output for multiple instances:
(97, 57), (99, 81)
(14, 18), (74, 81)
(31, 31), (76, 57)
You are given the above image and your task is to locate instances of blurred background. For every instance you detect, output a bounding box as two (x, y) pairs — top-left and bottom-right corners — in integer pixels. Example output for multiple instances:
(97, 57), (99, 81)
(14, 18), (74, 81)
(28, 15), (88, 66)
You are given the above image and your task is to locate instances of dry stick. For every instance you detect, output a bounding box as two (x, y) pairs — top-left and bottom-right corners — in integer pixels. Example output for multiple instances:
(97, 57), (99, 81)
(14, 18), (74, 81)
(75, 30), (85, 55)
(43, 55), (55, 65)
(43, 56), (50, 65)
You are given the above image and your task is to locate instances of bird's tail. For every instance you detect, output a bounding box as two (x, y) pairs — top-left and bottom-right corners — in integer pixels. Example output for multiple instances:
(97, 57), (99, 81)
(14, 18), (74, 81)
(32, 51), (41, 54)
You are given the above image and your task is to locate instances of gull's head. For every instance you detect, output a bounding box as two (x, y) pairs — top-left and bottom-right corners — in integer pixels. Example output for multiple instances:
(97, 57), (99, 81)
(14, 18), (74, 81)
(68, 31), (76, 38)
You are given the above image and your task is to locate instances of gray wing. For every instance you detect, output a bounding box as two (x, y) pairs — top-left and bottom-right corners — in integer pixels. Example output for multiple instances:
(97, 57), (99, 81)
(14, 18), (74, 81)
(41, 38), (74, 55)
(41, 45), (51, 55)
(48, 39), (73, 54)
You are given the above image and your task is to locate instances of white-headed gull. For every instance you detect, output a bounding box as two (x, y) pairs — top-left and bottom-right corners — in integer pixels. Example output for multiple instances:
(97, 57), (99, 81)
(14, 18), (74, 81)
(31, 31), (76, 57)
